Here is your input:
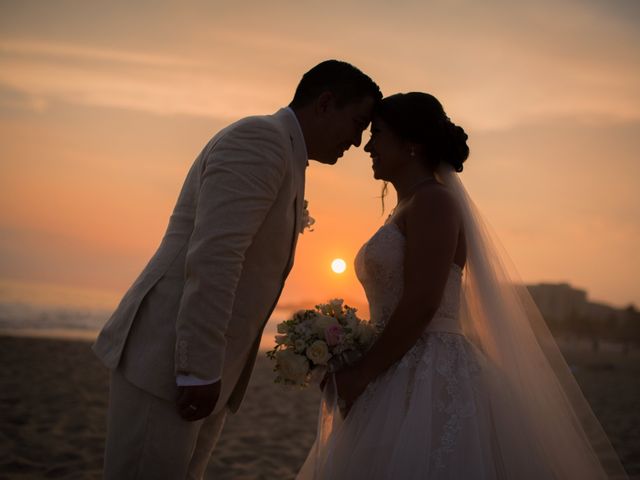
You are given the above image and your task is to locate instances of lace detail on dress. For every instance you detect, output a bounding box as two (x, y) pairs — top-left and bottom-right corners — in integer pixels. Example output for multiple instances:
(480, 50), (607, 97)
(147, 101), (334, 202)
(354, 223), (405, 329)
(353, 221), (480, 469)
(351, 332), (482, 466)
(354, 221), (463, 333)
(430, 333), (481, 471)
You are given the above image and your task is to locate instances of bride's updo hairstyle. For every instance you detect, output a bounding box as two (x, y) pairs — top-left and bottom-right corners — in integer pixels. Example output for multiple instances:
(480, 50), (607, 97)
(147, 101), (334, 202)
(376, 92), (469, 172)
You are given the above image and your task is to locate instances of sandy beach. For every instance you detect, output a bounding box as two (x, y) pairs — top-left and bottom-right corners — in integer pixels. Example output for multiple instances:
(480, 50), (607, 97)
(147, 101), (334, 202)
(1, 334), (638, 479)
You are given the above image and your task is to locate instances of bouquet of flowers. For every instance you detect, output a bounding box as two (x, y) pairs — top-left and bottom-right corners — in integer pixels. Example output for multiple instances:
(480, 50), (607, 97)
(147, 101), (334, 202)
(266, 299), (378, 387)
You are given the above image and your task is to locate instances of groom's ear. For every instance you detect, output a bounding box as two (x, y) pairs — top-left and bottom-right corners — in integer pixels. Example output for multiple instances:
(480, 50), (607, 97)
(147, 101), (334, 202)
(315, 91), (334, 115)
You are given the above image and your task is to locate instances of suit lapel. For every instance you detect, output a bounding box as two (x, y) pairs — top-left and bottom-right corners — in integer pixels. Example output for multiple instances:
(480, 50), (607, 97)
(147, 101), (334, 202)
(273, 108), (308, 235)
(292, 170), (306, 235)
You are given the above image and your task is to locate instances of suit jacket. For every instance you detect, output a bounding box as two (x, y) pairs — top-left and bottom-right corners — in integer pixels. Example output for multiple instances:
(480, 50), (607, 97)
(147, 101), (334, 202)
(92, 108), (307, 414)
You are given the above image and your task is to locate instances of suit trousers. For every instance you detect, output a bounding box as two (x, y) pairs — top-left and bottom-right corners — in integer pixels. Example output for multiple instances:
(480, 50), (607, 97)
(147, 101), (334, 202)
(104, 368), (226, 480)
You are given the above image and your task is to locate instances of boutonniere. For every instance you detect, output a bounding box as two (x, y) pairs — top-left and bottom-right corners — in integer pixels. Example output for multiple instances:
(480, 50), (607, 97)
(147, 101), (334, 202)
(301, 199), (315, 233)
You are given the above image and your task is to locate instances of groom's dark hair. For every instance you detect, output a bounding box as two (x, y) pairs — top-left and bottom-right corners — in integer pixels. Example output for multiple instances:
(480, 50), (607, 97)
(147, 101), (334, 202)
(290, 60), (382, 109)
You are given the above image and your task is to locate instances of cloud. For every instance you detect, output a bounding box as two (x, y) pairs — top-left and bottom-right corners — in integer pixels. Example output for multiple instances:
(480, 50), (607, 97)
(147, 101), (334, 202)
(0, 39), (288, 119)
(0, 39), (203, 68)
(2, 2), (640, 131)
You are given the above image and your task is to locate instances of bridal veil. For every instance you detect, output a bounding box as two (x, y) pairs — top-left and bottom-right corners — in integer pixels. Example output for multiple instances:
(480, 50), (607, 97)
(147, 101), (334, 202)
(437, 165), (627, 479)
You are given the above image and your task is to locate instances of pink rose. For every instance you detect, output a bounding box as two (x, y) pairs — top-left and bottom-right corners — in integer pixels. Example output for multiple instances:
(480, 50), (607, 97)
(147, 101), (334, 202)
(324, 324), (344, 347)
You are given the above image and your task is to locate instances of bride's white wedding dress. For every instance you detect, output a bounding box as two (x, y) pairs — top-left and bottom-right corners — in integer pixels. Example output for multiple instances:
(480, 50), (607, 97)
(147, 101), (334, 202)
(298, 167), (627, 480)
(299, 220), (501, 479)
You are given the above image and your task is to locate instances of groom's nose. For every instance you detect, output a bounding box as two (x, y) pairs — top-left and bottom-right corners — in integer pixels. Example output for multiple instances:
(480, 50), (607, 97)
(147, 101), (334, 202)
(352, 132), (363, 148)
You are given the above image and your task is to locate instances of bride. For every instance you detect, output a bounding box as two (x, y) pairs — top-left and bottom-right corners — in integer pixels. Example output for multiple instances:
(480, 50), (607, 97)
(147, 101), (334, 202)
(297, 92), (627, 479)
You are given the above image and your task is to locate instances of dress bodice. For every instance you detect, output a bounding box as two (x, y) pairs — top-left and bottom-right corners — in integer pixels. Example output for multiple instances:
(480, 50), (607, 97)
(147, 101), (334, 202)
(354, 221), (463, 335)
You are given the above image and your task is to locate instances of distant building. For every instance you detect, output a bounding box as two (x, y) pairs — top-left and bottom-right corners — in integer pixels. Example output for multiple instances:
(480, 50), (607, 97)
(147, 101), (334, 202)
(527, 282), (639, 331)
(527, 283), (588, 323)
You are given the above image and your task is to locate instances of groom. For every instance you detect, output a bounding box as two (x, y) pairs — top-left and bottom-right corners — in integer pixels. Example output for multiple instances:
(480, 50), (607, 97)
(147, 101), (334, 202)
(93, 60), (381, 479)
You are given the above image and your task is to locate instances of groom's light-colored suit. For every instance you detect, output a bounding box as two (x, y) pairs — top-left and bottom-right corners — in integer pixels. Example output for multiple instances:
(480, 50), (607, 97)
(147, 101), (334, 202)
(93, 108), (308, 477)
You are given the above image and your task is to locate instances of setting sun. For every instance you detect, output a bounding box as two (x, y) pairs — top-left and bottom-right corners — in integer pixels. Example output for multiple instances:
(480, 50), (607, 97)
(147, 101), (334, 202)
(331, 258), (347, 274)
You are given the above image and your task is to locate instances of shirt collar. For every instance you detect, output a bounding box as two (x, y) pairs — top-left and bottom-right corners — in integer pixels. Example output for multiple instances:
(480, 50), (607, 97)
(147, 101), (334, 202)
(285, 106), (308, 165)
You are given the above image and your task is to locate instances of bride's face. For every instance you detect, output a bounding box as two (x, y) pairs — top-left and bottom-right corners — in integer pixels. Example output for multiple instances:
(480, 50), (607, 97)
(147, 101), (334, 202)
(364, 117), (410, 181)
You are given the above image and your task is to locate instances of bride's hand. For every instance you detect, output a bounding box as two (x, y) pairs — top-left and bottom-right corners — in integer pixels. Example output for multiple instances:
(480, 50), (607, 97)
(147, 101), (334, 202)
(334, 366), (370, 407)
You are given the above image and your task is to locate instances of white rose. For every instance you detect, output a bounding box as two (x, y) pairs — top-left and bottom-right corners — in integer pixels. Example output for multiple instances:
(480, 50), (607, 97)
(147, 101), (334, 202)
(306, 340), (331, 365)
(312, 315), (339, 336)
(276, 349), (309, 383)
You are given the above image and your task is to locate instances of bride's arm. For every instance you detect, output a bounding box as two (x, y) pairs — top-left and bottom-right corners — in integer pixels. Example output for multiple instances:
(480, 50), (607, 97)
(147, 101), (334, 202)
(336, 186), (462, 405)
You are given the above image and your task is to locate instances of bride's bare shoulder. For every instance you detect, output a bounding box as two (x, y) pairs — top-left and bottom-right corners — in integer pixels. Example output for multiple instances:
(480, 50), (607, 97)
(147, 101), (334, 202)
(411, 183), (461, 216)
(392, 184), (462, 237)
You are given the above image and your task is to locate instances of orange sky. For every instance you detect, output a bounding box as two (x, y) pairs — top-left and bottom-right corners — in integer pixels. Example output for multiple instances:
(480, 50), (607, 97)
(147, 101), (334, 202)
(1, 0), (639, 321)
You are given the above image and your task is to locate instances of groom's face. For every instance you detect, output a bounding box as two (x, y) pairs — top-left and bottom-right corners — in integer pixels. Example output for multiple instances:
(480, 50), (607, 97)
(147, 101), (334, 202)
(313, 95), (376, 165)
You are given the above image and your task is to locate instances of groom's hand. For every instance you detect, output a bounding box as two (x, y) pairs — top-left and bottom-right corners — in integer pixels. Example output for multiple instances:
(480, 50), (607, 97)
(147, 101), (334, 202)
(177, 381), (221, 422)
